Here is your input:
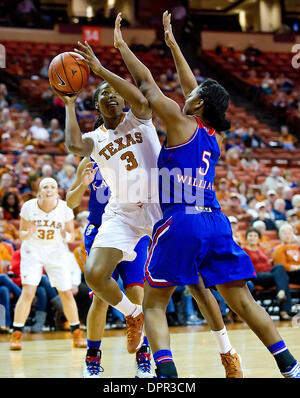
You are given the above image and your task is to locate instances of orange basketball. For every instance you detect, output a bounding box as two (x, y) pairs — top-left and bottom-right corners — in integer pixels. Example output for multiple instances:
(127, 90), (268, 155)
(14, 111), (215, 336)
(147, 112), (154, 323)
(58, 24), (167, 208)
(48, 52), (90, 95)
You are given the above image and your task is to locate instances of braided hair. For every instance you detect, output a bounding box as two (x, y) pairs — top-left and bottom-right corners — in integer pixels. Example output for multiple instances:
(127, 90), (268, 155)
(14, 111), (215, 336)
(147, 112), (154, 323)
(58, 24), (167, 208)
(196, 78), (231, 132)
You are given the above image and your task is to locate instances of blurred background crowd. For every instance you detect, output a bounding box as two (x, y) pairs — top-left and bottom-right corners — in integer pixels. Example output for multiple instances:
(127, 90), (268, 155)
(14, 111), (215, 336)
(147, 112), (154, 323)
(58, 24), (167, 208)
(1, 0), (300, 334)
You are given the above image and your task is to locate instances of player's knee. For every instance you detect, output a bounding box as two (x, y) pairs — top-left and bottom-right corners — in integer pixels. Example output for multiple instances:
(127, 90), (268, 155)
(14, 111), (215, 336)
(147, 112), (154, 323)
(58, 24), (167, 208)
(84, 262), (106, 291)
(21, 288), (35, 303)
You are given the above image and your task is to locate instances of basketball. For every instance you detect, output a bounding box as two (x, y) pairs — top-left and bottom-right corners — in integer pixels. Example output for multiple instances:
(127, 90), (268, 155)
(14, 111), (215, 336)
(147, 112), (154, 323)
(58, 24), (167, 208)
(48, 52), (90, 95)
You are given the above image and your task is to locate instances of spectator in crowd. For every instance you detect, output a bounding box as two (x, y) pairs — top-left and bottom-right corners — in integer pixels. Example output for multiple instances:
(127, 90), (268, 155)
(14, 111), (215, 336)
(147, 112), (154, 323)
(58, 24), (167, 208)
(48, 118), (65, 146)
(157, 73), (174, 92)
(272, 198), (287, 224)
(265, 189), (277, 210)
(292, 194), (300, 219)
(246, 196), (258, 219)
(0, 84), (12, 110)
(242, 126), (267, 148)
(282, 171), (298, 189)
(1, 192), (20, 220)
(236, 181), (248, 208)
(216, 178), (231, 205)
(171, 0), (187, 43)
(0, 154), (12, 178)
(240, 149), (259, 172)
(223, 192), (252, 222)
(0, 206), (19, 244)
(251, 220), (275, 254)
(251, 201), (278, 231)
(276, 73), (295, 94)
(26, 117), (50, 148)
(246, 69), (261, 89)
(39, 58), (50, 79)
(74, 211), (89, 241)
(225, 146), (241, 166)
(28, 155), (49, 193)
(15, 0), (38, 27)
(57, 165), (76, 191)
(279, 125), (297, 149)
(15, 152), (35, 194)
(260, 72), (276, 95)
(228, 216), (246, 247)
(243, 227), (292, 321)
(0, 271), (21, 332)
(263, 166), (289, 192)
(193, 68), (205, 84)
(273, 223), (300, 285)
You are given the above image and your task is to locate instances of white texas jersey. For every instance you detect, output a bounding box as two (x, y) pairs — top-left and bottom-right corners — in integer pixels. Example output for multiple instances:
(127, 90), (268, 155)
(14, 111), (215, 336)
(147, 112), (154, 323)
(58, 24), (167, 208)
(20, 198), (74, 248)
(83, 110), (161, 205)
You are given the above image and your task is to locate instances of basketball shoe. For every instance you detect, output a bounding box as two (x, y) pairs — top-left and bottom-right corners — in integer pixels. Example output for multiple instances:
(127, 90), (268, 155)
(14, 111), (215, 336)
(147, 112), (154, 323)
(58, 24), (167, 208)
(10, 330), (23, 351)
(73, 329), (87, 348)
(125, 305), (144, 354)
(220, 349), (244, 378)
(83, 350), (104, 378)
(135, 345), (154, 378)
(282, 361), (300, 378)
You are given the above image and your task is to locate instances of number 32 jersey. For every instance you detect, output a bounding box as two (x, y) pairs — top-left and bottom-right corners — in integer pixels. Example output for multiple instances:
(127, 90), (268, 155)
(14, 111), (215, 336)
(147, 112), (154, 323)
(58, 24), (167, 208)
(83, 110), (161, 205)
(20, 199), (74, 248)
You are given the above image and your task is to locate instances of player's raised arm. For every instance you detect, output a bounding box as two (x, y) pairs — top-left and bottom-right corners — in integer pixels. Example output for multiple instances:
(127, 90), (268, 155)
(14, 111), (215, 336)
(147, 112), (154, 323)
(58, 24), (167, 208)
(163, 11), (198, 99)
(74, 41), (151, 120)
(114, 13), (196, 145)
(66, 157), (97, 209)
(50, 85), (94, 157)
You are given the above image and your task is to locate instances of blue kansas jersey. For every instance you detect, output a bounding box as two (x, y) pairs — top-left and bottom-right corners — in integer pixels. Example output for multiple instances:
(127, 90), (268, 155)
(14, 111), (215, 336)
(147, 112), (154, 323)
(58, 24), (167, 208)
(88, 159), (110, 226)
(158, 116), (221, 215)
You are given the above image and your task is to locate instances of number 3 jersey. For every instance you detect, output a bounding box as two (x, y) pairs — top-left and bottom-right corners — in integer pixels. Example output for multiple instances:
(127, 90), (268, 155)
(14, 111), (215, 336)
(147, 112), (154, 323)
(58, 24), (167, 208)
(83, 110), (161, 205)
(20, 199), (74, 248)
(158, 116), (221, 215)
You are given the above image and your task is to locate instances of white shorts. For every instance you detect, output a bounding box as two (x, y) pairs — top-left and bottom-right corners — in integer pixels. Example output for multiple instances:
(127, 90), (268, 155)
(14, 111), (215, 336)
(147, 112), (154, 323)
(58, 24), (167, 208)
(91, 201), (162, 261)
(20, 241), (72, 291)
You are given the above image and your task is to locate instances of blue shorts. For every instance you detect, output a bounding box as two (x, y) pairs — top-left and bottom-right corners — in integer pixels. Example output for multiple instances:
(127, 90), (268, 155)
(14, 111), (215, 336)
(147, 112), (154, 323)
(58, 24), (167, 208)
(84, 222), (149, 289)
(144, 206), (256, 288)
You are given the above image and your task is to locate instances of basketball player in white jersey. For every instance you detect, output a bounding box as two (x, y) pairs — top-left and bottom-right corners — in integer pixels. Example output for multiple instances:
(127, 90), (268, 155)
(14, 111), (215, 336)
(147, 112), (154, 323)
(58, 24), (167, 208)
(10, 178), (86, 350)
(50, 40), (162, 357)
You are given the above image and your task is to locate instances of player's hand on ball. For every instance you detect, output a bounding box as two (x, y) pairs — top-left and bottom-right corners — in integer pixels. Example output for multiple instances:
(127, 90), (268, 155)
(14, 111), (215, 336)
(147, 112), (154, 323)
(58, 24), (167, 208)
(163, 11), (177, 48)
(49, 82), (78, 104)
(74, 41), (103, 76)
(114, 13), (126, 49)
(82, 162), (98, 187)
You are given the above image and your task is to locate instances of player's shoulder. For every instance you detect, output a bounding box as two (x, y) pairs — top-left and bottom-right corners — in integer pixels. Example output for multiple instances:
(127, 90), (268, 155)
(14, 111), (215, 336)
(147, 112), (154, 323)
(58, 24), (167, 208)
(57, 198), (69, 208)
(122, 109), (154, 128)
(57, 198), (74, 213)
(22, 198), (37, 208)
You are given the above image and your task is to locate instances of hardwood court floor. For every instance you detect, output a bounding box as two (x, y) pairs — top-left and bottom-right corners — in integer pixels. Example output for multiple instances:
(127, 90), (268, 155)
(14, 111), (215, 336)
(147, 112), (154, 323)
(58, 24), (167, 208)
(0, 321), (300, 378)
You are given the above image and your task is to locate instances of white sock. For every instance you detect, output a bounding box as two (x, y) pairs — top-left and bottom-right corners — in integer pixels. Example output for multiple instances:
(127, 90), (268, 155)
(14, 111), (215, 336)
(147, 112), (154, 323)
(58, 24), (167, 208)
(13, 322), (24, 328)
(114, 293), (141, 317)
(211, 327), (233, 354)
